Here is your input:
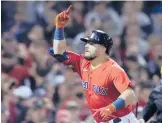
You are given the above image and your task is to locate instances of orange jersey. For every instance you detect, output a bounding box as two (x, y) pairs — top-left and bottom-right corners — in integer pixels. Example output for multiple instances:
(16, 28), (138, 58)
(63, 51), (132, 122)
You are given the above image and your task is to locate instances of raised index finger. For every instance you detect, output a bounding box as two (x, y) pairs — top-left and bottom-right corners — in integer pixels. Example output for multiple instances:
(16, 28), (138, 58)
(65, 5), (72, 15)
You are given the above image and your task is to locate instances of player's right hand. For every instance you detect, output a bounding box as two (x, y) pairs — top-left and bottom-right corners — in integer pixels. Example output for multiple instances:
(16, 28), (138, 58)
(55, 5), (72, 28)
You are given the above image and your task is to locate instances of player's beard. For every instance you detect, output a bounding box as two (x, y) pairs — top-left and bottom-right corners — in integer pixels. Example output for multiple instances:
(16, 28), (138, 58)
(84, 48), (97, 60)
(84, 54), (97, 60)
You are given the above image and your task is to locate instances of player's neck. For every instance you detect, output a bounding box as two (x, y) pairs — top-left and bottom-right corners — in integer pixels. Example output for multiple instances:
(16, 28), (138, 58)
(91, 55), (109, 70)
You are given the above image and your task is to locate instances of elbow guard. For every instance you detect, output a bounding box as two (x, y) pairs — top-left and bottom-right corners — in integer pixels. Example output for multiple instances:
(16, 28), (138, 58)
(48, 48), (69, 62)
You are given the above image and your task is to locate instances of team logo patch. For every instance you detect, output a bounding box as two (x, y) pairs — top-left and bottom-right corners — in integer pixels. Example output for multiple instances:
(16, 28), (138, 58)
(93, 84), (108, 95)
(82, 81), (89, 89)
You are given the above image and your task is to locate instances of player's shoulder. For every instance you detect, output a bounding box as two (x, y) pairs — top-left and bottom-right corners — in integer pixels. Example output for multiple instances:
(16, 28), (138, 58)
(67, 51), (90, 65)
(109, 58), (125, 73)
(67, 51), (90, 68)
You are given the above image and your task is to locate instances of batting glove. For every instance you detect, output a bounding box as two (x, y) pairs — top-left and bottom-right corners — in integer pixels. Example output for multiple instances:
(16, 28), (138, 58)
(93, 104), (116, 120)
(55, 5), (72, 28)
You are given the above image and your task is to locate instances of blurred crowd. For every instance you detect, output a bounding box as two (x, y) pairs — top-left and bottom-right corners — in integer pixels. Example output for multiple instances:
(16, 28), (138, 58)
(1, 1), (162, 123)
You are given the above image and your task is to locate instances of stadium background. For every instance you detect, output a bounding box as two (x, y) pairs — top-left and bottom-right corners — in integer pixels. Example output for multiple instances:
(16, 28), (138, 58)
(1, 1), (162, 123)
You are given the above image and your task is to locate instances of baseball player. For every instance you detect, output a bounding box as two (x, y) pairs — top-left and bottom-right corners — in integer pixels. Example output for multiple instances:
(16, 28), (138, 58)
(48, 5), (138, 123)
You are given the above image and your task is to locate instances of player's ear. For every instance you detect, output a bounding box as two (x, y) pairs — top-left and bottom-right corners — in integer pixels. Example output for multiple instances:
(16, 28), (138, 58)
(100, 46), (106, 54)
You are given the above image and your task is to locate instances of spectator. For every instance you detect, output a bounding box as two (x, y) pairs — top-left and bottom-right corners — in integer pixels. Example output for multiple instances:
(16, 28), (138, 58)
(151, 5), (162, 36)
(85, 1), (122, 36)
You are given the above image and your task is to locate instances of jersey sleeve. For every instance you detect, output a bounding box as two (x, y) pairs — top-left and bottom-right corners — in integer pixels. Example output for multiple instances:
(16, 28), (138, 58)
(111, 65), (132, 93)
(48, 48), (83, 75)
(63, 51), (84, 74)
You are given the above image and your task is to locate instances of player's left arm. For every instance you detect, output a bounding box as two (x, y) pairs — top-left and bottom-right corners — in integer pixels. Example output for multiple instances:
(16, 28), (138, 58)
(111, 65), (137, 110)
(118, 87), (137, 108)
(93, 66), (137, 120)
(93, 87), (137, 120)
